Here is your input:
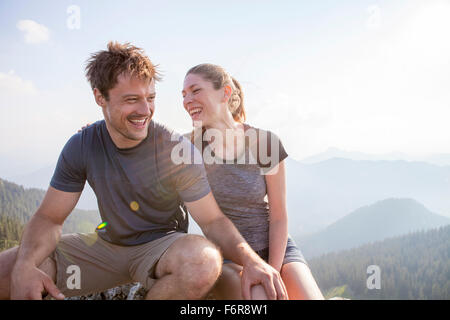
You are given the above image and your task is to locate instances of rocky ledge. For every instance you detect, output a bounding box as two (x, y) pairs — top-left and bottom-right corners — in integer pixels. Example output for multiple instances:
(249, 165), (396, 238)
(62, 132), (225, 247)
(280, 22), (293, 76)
(66, 283), (148, 300)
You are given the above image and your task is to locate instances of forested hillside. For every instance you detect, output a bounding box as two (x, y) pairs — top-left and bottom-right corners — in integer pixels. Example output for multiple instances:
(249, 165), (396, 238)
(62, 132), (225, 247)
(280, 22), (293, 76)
(0, 215), (24, 250)
(0, 178), (44, 223)
(309, 225), (450, 299)
(0, 178), (100, 251)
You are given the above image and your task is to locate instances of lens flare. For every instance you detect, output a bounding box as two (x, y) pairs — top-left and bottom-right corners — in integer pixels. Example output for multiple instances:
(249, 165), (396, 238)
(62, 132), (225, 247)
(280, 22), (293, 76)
(130, 201), (139, 211)
(96, 221), (108, 231)
(82, 232), (98, 247)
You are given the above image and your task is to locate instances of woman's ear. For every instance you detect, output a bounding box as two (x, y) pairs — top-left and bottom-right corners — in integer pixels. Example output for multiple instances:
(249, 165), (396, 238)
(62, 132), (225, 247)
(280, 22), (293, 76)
(223, 85), (232, 102)
(93, 88), (106, 108)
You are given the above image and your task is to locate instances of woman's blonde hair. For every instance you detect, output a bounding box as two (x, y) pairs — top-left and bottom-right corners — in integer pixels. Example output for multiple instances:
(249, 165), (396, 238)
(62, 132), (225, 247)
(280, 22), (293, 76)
(186, 63), (246, 123)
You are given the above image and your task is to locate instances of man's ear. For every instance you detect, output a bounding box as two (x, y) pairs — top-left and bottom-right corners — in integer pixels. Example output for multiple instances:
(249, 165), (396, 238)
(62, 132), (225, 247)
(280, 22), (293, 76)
(223, 85), (232, 103)
(93, 88), (106, 107)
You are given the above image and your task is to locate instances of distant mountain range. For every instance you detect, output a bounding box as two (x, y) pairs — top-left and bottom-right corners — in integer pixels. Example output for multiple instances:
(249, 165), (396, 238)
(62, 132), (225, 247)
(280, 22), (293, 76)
(285, 157), (450, 236)
(5, 149), (450, 237)
(297, 198), (450, 259)
(300, 147), (450, 167)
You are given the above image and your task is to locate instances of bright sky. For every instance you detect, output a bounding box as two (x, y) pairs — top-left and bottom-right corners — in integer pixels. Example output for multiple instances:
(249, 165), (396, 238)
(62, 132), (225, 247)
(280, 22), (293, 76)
(1, 0), (449, 176)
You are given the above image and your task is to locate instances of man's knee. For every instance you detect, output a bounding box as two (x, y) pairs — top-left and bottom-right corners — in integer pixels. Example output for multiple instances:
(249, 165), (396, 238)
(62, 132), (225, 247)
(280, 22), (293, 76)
(179, 235), (222, 275)
(0, 247), (19, 299)
(181, 235), (222, 297)
(161, 235), (223, 295)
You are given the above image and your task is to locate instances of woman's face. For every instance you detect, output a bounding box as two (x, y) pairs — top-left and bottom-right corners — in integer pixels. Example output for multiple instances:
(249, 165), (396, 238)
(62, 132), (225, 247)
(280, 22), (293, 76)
(182, 73), (226, 127)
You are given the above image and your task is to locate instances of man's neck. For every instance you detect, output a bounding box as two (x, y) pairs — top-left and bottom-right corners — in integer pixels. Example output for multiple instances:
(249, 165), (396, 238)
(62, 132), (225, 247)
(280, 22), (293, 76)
(104, 121), (145, 149)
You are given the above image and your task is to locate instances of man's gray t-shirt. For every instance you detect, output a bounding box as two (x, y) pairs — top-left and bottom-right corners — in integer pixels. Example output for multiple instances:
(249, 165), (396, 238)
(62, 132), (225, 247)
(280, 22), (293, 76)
(50, 120), (211, 246)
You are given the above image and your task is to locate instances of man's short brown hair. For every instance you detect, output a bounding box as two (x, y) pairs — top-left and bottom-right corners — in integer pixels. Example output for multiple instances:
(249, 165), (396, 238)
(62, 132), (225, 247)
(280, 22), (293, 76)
(85, 41), (161, 100)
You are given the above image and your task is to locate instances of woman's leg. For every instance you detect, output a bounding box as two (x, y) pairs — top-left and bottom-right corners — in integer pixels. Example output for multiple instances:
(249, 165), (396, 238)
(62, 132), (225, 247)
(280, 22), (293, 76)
(281, 262), (324, 300)
(211, 263), (242, 300)
(210, 262), (268, 300)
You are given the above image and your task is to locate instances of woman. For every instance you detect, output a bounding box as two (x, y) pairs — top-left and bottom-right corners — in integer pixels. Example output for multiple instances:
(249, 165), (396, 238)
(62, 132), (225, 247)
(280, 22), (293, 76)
(181, 63), (324, 300)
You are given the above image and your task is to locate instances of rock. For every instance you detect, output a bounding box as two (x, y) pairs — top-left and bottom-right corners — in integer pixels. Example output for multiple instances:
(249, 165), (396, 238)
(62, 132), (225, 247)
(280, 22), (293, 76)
(66, 283), (148, 300)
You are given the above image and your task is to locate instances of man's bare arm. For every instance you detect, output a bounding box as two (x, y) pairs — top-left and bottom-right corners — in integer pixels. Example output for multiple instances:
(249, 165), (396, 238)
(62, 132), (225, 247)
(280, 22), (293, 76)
(10, 186), (81, 300)
(184, 192), (288, 300)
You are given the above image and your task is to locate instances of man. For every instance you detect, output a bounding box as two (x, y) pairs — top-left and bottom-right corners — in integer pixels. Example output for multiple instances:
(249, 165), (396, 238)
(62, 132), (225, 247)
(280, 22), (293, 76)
(0, 42), (287, 300)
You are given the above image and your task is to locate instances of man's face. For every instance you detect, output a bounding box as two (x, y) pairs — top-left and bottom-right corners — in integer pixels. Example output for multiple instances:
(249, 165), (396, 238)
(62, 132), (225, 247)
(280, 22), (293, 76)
(98, 73), (155, 148)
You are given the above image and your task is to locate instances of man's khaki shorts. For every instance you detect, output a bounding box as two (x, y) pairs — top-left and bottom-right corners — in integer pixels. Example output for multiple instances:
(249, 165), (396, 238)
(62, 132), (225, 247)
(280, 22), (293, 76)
(49, 231), (187, 297)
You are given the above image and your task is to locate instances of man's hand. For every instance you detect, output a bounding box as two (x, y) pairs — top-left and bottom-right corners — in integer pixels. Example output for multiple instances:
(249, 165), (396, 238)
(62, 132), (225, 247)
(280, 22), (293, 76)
(9, 187), (81, 300)
(10, 263), (65, 300)
(241, 257), (288, 300)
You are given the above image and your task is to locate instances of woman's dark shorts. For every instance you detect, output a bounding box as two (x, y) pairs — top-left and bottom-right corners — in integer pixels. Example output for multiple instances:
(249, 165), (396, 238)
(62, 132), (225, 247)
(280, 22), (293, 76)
(224, 236), (307, 266)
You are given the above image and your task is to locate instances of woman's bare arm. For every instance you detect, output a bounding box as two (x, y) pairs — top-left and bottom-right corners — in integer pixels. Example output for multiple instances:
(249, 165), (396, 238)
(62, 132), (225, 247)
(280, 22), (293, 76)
(265, 160), (289, 273)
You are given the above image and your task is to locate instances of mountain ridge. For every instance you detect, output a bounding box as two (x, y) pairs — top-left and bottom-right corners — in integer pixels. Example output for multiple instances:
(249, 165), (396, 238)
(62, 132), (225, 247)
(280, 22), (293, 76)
(285, 157), (450, 236)
(298, 198), (450, 259)
(299, 147), (450, 167)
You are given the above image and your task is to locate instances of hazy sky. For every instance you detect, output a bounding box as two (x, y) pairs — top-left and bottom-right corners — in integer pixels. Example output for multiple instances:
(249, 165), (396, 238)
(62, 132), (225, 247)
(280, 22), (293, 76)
(1, 0), (449, 176)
